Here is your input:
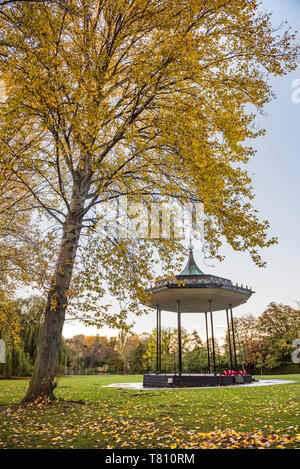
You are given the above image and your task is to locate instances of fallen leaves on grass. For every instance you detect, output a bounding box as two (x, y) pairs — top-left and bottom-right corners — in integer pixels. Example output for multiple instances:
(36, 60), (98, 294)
(0, 375), (300, 449)
(175, 429), (300, 449)
(0, 401), (299, 449)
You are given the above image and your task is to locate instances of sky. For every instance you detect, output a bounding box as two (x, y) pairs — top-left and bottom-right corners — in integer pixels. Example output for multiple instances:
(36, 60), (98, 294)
(60, 0), (300, 341)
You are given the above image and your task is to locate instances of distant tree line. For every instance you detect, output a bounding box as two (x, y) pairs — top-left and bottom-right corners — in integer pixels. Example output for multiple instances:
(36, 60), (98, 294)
(0, 297), (299, 377)
(231, 303), (300, 374)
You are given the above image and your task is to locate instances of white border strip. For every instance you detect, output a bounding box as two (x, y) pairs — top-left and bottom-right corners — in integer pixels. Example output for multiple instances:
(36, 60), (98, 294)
(103, 379), (297, 391)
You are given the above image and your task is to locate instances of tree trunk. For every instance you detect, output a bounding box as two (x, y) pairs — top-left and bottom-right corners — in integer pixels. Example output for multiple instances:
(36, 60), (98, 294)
(23, 179), (88, 403)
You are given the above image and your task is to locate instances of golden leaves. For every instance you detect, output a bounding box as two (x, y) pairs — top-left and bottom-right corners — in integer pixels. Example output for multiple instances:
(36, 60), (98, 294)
(0, 289), (21, 344)
(0, 0), (298, 330)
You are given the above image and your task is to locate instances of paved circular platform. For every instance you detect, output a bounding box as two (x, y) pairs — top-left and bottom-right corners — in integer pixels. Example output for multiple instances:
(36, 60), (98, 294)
(103, 379), (296, 391)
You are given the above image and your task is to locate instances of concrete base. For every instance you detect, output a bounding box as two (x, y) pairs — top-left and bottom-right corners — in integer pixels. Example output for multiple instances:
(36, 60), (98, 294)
(103, 379), (296, 391)
(143, 373), (253, 388)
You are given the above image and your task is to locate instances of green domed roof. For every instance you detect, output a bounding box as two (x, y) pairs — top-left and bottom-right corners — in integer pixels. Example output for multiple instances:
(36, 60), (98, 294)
(179, 244), (204, 276)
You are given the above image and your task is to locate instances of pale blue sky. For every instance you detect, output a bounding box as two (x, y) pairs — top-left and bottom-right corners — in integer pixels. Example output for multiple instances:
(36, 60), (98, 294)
(62, 0), (300, 341)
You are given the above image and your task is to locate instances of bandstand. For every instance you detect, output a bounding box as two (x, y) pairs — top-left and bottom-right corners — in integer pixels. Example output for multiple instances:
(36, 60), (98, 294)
(143, 243), (255, 387)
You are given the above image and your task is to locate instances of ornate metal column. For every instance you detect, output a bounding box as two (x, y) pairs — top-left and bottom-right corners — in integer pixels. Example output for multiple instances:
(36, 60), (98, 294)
(226, 308), (233, 369)
(158, 307), (162, 373)
(209, 300), (216, 375)
(176, 300), (182, 375)
(156, 305), (160, 374)
(229, 304), (238, 370)
(204, 312), (211, 373)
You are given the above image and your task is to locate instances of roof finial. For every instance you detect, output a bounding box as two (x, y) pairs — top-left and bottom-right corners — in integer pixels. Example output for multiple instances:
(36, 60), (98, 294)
(180, 236), (204, 276)
(188, 234), (194, 252)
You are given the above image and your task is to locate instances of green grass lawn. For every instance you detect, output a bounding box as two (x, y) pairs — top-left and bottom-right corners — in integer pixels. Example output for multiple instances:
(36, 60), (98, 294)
(0, 374), (299, 449)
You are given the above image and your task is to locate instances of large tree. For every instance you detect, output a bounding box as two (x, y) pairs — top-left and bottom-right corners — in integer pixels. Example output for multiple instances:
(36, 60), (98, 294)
(0, 0), (298, 401)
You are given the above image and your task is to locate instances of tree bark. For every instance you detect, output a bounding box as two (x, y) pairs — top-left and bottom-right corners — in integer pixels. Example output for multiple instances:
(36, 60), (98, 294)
(23, 178), (89, 403)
